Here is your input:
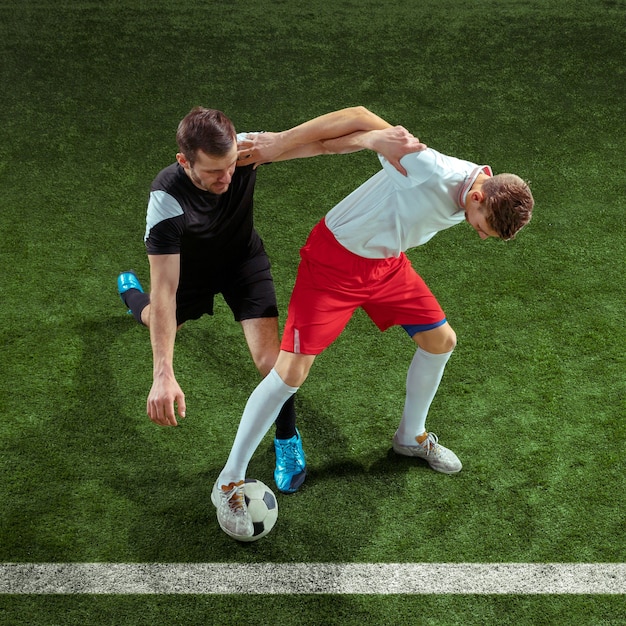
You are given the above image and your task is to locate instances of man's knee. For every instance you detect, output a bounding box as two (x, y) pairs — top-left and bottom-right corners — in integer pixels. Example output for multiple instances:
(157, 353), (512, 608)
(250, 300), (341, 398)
(254, 352), (280, 377)
(241, 317), (281, 376)
(440, 325), (457, 352)
(414, 322), (457, 354)
(274, 351), (315, 388)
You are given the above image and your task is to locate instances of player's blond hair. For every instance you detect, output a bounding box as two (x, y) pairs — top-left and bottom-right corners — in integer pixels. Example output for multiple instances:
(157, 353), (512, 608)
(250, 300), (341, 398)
(482, 174), (534, 240)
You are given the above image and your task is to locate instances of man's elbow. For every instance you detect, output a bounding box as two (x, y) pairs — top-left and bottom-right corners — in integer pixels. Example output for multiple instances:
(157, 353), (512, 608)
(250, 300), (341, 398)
(348, 105), (372, 122)
(347, 105), (388, 130)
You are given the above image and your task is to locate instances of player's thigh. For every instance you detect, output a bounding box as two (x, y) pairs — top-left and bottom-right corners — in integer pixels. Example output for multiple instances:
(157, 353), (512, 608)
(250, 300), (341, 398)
(175, 286), (216, 324)
(282, 262), (360, 355)
(363, 257), (446, 332)
(222, 251), (279, 322)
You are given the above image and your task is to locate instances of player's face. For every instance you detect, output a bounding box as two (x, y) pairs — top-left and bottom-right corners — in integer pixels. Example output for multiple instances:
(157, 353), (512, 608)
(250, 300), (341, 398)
(178, 145), (238, 194)
(465, 203), (500, 240)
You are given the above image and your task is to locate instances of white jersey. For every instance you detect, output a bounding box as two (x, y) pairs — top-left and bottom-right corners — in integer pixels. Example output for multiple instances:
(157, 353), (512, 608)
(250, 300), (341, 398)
(324, 148), (492, 259)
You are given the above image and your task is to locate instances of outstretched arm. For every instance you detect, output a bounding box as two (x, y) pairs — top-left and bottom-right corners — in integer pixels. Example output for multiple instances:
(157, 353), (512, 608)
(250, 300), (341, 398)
(237, 106), (388, 164)
(237, 106), (426, 173)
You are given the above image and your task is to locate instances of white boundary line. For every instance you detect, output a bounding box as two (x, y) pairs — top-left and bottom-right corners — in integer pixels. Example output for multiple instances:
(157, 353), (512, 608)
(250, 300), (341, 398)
(1, 563), (625, 594)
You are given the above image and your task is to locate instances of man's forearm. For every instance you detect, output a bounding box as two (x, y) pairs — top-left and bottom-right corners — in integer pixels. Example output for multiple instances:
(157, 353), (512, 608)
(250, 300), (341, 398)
(319, 129), (377, 155)
(149, 299), (178, 379)
(146, 253), (181, 380)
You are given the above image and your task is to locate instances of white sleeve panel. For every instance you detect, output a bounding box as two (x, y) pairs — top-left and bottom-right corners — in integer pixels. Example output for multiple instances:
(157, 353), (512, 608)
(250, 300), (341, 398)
(144, 190), (184, 241)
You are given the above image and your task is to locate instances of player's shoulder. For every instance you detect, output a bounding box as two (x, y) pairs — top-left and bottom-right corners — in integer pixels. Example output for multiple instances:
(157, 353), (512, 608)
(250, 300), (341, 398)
(405, 148), (479, 185)
(236, 131), (264, 141)
(147, 189), (184, 222)
(379, 147), (440, 189)
(151, 162), (185, 193)
(379, 147), (479, 190)
(428, 149), (477, 174)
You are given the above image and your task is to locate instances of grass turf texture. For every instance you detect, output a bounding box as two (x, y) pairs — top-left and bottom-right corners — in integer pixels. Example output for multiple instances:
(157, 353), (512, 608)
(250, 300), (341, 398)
(1, 0), (625, 623)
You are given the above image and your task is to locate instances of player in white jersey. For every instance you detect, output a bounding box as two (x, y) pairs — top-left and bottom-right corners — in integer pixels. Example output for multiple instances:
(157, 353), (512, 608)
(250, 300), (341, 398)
(211, 116), (534, 539)
(326, 148), (494, 257)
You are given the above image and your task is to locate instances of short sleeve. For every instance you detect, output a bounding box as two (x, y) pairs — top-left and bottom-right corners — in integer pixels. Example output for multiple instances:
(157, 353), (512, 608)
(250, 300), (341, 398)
(144, 190), (184, 253)
(378, 148), (437, 190)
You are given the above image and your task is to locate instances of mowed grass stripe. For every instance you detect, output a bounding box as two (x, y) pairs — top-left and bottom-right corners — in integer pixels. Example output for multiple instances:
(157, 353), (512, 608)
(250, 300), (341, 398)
(1, 564), (625, 595)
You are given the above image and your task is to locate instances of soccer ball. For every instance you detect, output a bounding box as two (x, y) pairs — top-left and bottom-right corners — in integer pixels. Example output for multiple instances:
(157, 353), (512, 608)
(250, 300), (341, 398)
(238, 478), (278, 542)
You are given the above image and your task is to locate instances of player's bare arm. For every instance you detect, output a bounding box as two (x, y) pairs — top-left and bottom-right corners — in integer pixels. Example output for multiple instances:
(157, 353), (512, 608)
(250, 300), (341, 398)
(146, 253), (186, 427)
(236, 106), (394, 166)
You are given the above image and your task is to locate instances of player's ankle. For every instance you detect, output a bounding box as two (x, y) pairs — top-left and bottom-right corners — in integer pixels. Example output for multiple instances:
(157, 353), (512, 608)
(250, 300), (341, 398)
(416, 431), (429, 444)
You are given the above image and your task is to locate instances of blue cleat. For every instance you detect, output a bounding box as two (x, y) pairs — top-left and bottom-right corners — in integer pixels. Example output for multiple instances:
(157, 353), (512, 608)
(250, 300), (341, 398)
(117, 270), (144, 312)
(274, 429), (307, 494)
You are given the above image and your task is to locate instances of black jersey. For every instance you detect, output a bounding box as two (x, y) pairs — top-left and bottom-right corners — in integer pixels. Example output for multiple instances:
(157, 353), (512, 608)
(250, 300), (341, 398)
(144, 162), (264, 288)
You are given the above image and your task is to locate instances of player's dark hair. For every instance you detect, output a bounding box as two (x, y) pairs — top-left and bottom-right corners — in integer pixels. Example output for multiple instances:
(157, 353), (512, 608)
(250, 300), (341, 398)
(482, 174), (534, 240)
(176, 107), (236, 165)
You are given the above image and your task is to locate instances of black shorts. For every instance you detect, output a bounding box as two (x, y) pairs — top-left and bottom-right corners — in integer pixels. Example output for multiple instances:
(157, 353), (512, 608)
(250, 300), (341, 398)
(175, 250), (279, 324)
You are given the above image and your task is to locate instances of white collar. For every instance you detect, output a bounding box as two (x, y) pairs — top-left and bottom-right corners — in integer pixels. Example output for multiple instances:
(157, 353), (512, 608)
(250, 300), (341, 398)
(459, 165), (493, 208)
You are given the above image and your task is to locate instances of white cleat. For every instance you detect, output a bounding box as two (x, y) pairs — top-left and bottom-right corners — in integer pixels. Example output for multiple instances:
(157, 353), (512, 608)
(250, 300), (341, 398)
(392, 432), (462, 474)
(211, 479), (254, 539)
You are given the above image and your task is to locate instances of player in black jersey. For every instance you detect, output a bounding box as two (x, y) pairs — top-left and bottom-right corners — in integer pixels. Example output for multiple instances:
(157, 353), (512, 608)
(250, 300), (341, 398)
(118, 105), (422, 495)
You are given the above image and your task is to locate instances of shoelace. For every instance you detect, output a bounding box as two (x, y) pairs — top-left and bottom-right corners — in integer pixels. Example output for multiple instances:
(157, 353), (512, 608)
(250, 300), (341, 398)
(277, 440), (303, 473)
(420, 432), (439, 456)
(221, 482), (247, 516)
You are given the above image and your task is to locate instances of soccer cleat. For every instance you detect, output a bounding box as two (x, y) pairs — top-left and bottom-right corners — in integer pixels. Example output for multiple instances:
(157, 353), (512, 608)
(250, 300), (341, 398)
(392, 432), (462, 474)
(117, 270), (144, 314)
(211, 479), (254, 539)
(274, 429), (307, 493)
(117, 270), (144, 301)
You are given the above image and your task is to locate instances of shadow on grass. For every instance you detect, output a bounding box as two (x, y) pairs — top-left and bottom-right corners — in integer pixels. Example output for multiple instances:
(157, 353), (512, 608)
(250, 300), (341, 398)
(1, 315), (222, 562)
(1, 314), (425, 562)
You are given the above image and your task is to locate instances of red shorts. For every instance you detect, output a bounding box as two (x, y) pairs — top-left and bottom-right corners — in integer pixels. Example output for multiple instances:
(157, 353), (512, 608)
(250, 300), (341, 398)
(281, 219), (446, 355)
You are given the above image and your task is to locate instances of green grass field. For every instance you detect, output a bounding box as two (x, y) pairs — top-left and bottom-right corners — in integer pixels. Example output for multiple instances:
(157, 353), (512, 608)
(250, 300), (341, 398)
(1, 0), (625, 623)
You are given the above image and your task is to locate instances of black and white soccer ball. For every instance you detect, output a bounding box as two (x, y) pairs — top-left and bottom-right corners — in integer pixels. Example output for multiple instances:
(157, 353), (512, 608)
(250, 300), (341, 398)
(238, 478), (278, 542)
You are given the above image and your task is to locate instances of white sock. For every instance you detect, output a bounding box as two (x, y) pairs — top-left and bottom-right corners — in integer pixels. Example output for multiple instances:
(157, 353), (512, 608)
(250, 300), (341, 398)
(218, 368), (299, 486)
(395, 347), (453, 445)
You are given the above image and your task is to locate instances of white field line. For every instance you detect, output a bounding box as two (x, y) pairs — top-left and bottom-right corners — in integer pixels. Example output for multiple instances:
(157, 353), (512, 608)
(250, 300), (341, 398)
(1, 563), (625, 595)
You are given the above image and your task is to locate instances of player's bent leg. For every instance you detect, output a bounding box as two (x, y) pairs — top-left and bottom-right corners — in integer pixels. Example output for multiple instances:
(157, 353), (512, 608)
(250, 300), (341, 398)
(241, 318), (296, 435)
(393, 322), (461, 474)
(215, 367), (300, 537)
